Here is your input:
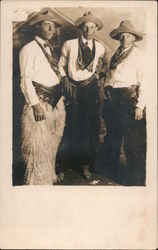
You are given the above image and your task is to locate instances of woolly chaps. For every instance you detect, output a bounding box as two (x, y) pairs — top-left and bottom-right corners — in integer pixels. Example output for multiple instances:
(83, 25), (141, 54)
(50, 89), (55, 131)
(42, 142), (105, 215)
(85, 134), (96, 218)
(21, 99), (66, 185)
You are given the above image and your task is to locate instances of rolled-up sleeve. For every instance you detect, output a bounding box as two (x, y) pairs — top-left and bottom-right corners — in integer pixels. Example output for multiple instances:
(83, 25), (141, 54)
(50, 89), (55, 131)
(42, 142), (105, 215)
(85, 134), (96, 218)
(19, 46), (39, 106)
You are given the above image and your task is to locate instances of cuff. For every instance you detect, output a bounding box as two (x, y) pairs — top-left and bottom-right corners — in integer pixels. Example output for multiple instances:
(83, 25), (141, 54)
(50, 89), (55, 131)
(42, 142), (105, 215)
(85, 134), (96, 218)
(29, 96), (40, 106)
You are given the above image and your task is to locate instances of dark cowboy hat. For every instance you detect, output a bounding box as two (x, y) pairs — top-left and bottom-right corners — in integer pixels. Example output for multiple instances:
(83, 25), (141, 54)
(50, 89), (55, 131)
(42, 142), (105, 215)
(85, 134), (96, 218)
(75, 11), (103, 30)
(110, 20), (143, 42)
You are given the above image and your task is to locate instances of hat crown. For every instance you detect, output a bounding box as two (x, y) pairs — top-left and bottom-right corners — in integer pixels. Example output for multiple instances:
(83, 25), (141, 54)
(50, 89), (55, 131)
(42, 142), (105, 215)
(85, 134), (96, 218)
(26, 8), (62, 27)
(119, 20), (135, 30)
(75, 11), (103, 30)
(83, 11), (92, 17)
(110, 19), (143, 41)
(82, 11), (98, 23)
(27, 12), (36, 21)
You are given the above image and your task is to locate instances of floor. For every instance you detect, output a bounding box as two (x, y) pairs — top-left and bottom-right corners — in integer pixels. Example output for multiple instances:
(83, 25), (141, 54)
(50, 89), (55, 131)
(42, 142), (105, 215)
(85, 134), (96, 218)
(55, 166), (119, 186)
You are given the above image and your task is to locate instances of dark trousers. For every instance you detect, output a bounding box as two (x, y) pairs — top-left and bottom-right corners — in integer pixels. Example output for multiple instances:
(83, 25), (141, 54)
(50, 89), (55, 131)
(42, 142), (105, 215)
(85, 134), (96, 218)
(64, 78), (100, 167)
(102, 86), (146, 185)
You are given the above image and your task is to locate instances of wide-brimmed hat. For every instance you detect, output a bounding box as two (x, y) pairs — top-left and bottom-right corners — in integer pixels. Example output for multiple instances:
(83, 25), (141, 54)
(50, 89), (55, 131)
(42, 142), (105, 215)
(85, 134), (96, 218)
(18, 8), (62, 31)
(110, 20), (143, 41)
(75, 11), (103, 30)
(27, 8), (62, 27)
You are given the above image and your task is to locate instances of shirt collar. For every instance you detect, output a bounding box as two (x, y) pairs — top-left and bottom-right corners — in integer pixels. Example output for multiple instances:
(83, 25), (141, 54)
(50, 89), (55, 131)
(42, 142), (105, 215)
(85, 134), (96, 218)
(81, 35), (93, 46)
(35, 36), (48, 47)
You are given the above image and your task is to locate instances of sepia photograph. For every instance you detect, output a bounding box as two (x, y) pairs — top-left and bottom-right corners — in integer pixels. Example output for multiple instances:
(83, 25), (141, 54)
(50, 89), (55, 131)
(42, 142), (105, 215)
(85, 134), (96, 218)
(13, 5), (147, 186)
(0, 1), (157, 249)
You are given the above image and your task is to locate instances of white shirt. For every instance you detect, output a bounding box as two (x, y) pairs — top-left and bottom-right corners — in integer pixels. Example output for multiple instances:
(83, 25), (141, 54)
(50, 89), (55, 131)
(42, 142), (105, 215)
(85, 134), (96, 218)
(106, 46), (146, 109)
(19, 36), (60, 106)
(58, 37), (105, 81)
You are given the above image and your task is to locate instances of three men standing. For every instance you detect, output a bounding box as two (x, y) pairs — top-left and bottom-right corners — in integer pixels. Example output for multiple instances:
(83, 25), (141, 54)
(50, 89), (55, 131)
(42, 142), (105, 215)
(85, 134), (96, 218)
(58, 11), (106, 179)
(19, 8), (146, 185)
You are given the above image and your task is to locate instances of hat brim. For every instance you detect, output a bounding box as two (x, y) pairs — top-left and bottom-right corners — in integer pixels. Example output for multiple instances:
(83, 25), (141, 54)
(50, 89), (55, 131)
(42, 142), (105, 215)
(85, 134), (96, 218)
(110, 27), (143, 41)
(75, 16), (103, 30)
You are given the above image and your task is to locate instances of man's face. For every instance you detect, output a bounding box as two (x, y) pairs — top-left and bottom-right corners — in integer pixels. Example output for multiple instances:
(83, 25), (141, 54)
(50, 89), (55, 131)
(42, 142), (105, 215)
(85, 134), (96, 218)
(38, 20), (56, 41)
(119, 32), (136, 49)
(82, 22), (97, 40)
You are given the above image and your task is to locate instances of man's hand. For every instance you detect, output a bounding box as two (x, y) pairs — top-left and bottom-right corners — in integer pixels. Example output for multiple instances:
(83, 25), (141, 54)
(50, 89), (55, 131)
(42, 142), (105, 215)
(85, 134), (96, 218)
(61, 76), (72, 96)
(32, 103), (46, 122)
(135, 107), (143, 120)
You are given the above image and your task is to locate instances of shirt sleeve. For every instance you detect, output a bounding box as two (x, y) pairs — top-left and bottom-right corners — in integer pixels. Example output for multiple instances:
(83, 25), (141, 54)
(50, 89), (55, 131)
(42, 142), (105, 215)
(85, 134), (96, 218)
(19, 46), (39, 106)
(58, 41), (69, 77)
(99, 43), (106, 59)
(136, 50), (146, 110)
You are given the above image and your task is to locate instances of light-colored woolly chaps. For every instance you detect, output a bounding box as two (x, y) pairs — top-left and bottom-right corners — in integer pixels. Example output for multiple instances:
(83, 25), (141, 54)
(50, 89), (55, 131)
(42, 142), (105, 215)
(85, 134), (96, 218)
(21, 98), (66, 185)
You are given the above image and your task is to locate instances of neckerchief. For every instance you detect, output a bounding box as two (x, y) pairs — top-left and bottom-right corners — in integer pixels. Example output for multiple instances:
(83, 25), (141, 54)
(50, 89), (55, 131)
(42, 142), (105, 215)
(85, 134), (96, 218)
(110, 45), (134, 70)
(77, 37), (95, 72)
(34, 39), (61, 79)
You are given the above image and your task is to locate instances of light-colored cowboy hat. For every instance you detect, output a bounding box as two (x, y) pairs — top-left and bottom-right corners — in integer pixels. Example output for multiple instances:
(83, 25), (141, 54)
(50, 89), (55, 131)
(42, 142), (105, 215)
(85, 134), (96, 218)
(16, 8), (63, 34)
(75, 11), (103, 30)
(28, 8), (62, 27)
(17, 8), (62, 31)
(110, 20), (143, 41)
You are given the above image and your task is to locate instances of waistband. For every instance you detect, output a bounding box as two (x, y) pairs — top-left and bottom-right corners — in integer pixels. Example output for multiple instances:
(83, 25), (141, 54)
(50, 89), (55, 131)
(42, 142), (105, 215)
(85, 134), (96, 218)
(108, 81), (138, 88)
(111, 85), (138, 91)
(32, 81), (62, 107)
(32, 81), (60, 94)
(104, 85), (139, 101)
(69, 74), (97, 88)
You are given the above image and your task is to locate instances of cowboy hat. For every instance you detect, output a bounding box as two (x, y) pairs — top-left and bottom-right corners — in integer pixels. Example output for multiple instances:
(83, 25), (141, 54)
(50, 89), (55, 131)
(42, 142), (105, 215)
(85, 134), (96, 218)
(28, 9), (62, 27)
(110, 20), (143, 41)
(75, 11), (103, 30)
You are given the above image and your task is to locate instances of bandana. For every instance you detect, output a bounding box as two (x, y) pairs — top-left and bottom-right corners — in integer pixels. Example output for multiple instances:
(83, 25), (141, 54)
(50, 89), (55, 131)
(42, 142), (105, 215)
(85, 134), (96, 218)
(77, 37), (96, 72)
(110, 45), (134, 70)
